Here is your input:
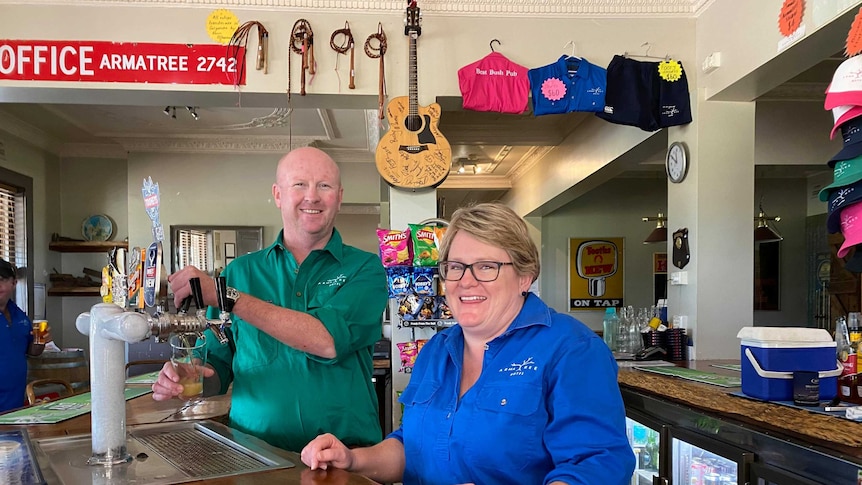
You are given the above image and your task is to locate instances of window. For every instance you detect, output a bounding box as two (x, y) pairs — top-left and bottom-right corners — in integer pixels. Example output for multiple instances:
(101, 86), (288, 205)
(0, 167), (33, 317)
(176, 228), (211, 272)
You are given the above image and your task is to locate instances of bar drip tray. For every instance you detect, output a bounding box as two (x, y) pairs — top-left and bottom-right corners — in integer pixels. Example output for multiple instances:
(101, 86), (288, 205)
(32, 420), (294, 484)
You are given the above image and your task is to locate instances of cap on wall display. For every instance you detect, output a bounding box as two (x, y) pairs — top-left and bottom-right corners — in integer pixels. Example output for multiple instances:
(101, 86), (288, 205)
(819, 156), (862, 202)
(825, 56), (862, 110)
(827, 178), (862, 233)
(839, 200), (862, 258)
(829, 117), (862, 167)
(831, 104), (862, 140)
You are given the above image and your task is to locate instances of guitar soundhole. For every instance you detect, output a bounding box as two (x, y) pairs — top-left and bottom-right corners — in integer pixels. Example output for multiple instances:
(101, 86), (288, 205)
(405, 114), (423, 132)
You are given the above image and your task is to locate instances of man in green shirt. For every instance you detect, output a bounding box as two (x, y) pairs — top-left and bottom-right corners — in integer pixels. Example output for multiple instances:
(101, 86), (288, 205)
(153, 147), (388, 452)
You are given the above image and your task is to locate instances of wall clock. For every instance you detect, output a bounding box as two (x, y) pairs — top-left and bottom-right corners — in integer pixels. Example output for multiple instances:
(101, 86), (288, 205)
(665, 141), (689, 184)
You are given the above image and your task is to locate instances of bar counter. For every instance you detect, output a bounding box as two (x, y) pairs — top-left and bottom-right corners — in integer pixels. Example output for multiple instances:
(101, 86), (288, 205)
(0, 391), (378, 485)
(619, 359), (862, 482)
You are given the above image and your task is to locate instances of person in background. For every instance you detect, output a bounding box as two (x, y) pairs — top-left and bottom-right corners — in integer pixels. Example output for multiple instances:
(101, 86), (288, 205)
(302, 202), (635, 485)
(0, 258), (52, 412)
(152, 147), (388, 452)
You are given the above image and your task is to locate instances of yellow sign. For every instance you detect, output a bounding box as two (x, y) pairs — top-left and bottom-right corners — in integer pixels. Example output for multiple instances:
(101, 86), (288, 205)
(206, 9), (239, 45)
(658, 60), (682, 82)
(569, 238), (625, 310)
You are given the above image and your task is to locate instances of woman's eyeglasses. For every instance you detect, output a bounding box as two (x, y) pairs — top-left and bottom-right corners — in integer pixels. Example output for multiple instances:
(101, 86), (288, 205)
(438, 261), (514, 282)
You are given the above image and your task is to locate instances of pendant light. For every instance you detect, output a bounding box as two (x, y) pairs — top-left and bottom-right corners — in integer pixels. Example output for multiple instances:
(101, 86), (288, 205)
(642, 212), (667, 244)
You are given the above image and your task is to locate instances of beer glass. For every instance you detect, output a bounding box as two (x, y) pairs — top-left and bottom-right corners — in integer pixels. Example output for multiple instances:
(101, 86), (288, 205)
(169, 333), (207, 401)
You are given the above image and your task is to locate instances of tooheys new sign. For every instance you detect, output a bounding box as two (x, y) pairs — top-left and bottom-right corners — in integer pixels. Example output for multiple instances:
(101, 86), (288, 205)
(0, 40), (245, 84)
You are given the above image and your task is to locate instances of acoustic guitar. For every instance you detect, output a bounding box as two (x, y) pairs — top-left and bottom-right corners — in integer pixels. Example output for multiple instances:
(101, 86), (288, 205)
(375, 0), (451, 189)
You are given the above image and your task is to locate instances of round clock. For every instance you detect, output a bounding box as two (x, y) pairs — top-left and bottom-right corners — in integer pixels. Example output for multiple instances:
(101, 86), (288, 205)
(665, 141), (689, 184)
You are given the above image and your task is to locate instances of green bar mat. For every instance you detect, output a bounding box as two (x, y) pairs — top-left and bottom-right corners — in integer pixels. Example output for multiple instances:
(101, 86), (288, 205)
(635, 365), (742, 387)
(0, 387), (152, 424)
(710, 363), (741, 371)
(126, 371), (160, 385)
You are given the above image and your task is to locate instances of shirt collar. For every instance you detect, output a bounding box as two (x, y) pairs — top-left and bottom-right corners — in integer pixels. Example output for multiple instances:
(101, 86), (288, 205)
(440, 292), (552, 349)
(556, 55), (588, 79)
(264, 228), (344, 262)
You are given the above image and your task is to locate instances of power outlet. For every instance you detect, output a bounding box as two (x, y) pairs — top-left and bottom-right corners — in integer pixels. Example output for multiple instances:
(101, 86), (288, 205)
(670, 271), (689, 285)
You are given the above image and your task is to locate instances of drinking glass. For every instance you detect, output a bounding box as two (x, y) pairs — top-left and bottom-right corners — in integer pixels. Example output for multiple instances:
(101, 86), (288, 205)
(31, 320), (48, 344)
(169, 333), (207, 401)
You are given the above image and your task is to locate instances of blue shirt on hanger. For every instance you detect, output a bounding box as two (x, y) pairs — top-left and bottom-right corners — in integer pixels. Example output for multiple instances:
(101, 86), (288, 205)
(390, 293), (634, 485)
(528, 55), (608, 115)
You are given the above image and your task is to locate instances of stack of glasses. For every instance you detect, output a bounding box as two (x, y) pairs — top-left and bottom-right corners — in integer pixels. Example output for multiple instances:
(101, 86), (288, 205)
(664, 328), (688, 362)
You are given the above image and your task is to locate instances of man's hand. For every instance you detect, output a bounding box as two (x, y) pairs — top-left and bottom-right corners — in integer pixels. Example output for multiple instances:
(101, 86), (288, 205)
(301, 433), (354, 471)
(167, 266), (217, 310)
(151, 361), (215, 401)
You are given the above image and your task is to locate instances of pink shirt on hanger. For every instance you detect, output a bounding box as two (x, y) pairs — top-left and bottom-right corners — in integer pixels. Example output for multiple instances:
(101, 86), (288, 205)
(458, 52), (529, 114)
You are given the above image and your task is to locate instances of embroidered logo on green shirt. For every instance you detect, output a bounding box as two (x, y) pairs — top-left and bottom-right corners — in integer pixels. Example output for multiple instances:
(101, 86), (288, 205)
(318, 274), (347, 287)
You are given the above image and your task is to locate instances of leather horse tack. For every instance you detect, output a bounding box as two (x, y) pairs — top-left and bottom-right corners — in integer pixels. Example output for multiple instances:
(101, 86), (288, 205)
(227, 20), (269, 87)
(289, 19), (315, 99)
(364, 23), (388, 120)
(330, 21), (356, 90)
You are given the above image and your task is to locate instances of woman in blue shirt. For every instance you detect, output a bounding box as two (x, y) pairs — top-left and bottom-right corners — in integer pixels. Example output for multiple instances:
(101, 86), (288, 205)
(0, 258), (51, 413)
(302, 203), (635, 485)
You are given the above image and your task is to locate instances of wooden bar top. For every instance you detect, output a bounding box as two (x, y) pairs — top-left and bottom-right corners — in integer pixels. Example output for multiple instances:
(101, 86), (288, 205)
(618, 360), (862, 459)
(0, 391), (379, 484)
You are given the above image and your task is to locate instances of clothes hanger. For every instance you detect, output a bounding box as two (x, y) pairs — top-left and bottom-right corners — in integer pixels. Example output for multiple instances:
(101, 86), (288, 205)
(490, 39), (501, 52)
(563, 40), (581, 73)
(624, 42), (670, 61)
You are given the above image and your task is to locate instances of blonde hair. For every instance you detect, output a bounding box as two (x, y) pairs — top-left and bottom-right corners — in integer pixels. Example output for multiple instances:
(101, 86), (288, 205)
(439, 202), (540, 282)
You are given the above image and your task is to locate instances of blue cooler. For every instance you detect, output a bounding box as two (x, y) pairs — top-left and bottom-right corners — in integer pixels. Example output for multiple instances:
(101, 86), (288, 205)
(737, 327), (842, 401)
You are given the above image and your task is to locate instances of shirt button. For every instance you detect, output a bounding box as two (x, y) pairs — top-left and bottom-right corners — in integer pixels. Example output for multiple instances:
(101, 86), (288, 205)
(296, 292), (302, 297)
(483, 344), (489, 351)
(294, 268), (299, 274)
(500, 398), (507, 406)
(446, 412), (451, 419)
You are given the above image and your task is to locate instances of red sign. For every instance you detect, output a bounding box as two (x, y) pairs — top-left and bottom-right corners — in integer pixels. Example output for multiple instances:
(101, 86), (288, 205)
(0, 40), (245, 85)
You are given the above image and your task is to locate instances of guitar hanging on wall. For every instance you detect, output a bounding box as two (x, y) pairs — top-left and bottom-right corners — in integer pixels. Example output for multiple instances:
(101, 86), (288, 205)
(375, 0), (451, 190)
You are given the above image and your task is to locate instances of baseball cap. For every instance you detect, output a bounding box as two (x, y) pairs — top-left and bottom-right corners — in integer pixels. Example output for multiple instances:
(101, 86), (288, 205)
(0, 259), (15, 279)
(828, 178), (862, 233)
(825, 56), (862, 110)
(818, 155), (862, 202)
(839, 201), (862, 258)
(829, 117), (862, 168)
(831, 104), (862, 140)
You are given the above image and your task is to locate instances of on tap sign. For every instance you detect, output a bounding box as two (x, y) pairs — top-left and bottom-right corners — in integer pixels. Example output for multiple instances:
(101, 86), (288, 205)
(569, 238), (625, 310)
(0, 40), (245, 85)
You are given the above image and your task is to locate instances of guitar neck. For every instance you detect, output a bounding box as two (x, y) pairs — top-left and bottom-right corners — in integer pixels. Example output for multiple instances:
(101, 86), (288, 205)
(408, 34), (418, 117)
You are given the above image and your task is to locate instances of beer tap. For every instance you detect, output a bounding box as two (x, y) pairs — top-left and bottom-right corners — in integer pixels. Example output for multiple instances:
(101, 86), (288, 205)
(148, 276), (231, 345)
(212, 276), (233, 344)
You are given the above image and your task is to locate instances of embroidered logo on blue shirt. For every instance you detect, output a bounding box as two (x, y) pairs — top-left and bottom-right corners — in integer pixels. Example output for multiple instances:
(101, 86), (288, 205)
(499, 357), (538, 376)
(318, 274), (347, 287)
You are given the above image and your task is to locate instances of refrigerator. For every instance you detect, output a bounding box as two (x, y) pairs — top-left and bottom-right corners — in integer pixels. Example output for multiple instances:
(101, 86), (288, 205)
(668, 427), (753, 485)
(626, 409), (666, 485)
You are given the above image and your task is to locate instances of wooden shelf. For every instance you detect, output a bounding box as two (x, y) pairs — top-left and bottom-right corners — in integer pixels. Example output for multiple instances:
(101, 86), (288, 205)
(49, 240), (128, 253)
(47, 287), (101, 297)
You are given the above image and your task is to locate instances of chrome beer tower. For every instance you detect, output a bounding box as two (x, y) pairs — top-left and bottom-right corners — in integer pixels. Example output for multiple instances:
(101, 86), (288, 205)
(75, 277), (232, 466)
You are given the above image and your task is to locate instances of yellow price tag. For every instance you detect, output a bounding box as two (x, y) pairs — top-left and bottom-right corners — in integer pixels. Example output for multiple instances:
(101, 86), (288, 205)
(658, 60), (683, 82)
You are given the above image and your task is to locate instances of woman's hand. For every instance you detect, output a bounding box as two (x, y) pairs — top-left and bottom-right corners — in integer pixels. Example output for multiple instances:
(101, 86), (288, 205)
(301, 433), (354, 471)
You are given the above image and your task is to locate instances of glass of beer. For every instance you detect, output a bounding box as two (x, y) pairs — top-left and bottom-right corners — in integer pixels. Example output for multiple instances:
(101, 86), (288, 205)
(169, 332), (207, 401)
(32, 320), (48, 344)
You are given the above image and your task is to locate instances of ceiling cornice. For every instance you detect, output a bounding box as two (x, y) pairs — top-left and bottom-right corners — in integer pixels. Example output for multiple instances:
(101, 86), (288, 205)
(509, 145), (555, 180)
(60, 142), (127, 159)
(439, 174), (511, 189)
(0, 111), (59, 154)
(113, 135), (321, 153)
(0, 0), (702, 16)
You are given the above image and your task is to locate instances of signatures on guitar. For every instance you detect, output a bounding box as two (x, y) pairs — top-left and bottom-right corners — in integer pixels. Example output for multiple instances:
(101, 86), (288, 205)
(377, 140), (449, 188)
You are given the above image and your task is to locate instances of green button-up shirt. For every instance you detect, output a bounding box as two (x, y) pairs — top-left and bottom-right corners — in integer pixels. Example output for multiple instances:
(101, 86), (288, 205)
(204, 229), (388, 451)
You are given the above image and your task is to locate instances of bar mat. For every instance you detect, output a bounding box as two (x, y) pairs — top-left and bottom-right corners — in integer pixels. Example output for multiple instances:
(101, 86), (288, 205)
(126, 371), (160, 385)
(729, 391), (856, 419)
(710, 363), (741, 371)
(635, 365), (741, 387)
(616, 360), (676, 368)
(0, 388), (152, 425)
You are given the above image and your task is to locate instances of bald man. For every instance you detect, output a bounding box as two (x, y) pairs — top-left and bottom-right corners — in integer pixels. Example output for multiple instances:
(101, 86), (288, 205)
(159, 147), (388, 451)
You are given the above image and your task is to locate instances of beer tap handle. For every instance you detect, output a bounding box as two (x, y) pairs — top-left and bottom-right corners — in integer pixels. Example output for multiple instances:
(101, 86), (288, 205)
(215, 276), (234, 313)
(189, 277), (204, 310)
(179, 296), (192, 315)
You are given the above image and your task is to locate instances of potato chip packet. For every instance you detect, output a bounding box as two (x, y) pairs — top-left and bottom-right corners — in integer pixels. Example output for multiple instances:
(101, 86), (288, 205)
(409, 224), (439, 267)
(387, 267), (411, 298)
(412, 267), (436, 296)
(377, 228), (412, 267)
(398, 341), (419, 373)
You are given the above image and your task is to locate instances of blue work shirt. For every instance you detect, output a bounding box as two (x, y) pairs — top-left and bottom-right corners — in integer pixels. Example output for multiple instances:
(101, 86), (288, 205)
(529, 56), (607, 115)
(0, 300), (33, 412)
(391, 293), (634, 485)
